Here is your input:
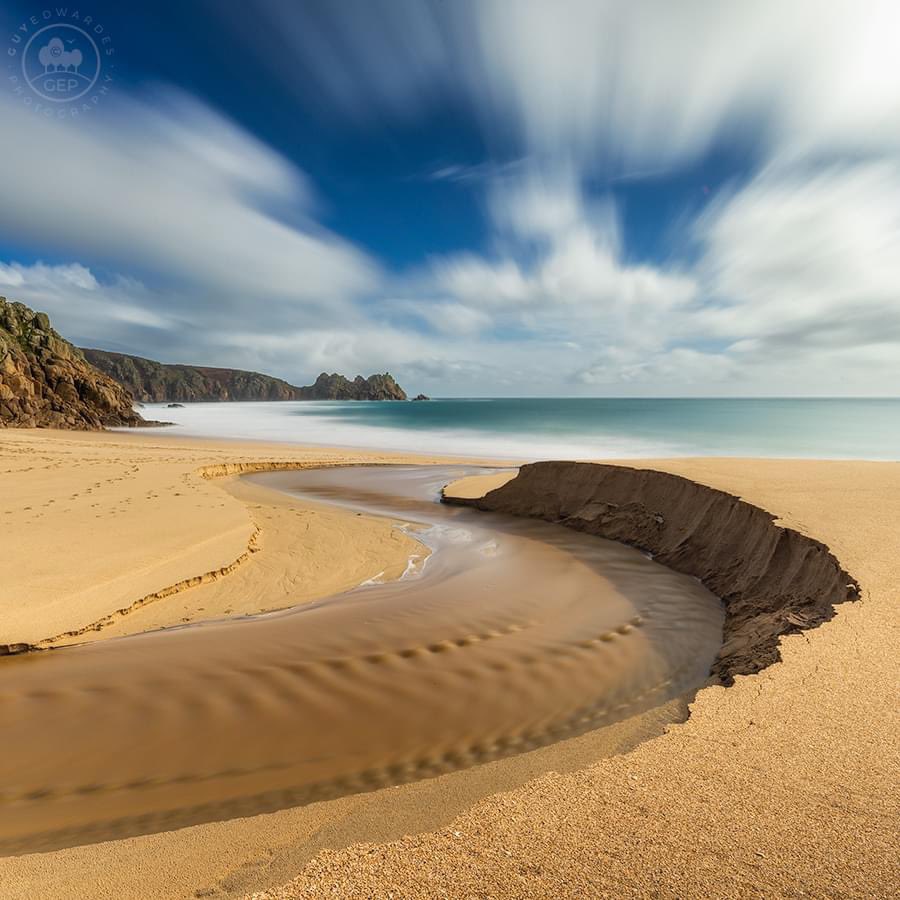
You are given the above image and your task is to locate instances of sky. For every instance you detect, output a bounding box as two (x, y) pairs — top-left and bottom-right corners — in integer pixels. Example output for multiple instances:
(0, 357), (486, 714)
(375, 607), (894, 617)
(0, 0), (898, 397)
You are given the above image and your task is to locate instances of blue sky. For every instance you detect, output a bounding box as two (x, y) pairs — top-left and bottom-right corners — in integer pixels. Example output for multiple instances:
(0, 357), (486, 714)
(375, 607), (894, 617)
(1, 0), (898, 395)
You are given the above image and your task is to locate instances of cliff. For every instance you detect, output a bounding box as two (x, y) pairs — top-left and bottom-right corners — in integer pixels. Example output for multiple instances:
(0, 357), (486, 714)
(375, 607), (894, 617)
(83, 350), (408, 403)
(444, 461), (859, 683)
(0, 298), (145, 429)
(82, 349), (301, 403)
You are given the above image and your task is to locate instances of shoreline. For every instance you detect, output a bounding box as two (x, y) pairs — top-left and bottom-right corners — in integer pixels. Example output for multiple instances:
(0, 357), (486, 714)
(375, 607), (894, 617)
(0, 430), (896, 898)
(128, 397), (900, 463)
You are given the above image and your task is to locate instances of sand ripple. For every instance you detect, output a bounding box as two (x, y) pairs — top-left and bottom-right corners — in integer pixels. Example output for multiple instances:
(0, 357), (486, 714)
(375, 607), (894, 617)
(0, 465), (722, 854)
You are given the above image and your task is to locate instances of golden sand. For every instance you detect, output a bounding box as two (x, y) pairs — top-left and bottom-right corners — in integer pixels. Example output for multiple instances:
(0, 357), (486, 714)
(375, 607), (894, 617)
(1, 431), (897, 898)
(258, 458), (900, 899)
(441, 470), (516, 499)
(0, 430), (479, 648)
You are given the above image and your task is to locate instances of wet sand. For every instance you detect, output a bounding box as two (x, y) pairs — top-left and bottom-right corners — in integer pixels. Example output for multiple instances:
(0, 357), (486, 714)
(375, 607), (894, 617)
(258, 458), (900, 900)
(0, 433), (444, 648)
(0, 431), (897, 898)
(0, 464), (721, 854)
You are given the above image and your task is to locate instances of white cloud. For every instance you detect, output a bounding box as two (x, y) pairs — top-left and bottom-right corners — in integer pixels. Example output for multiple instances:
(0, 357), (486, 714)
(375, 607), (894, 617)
(417, 169), (697, 358)
(695, 161), (900, 352)
(0, 89), (379, 313)
(3, 2), (900, 397)
(0, 262), (173, 345)
(483, 0), (900, 169)
(0, 262), (97, 293)
(415, 157), (900, 395)
(487, 168), (589, 242)
(577, 347), (737, 388)
(230, 0), (900, 173)
(415, 302), (494, 336)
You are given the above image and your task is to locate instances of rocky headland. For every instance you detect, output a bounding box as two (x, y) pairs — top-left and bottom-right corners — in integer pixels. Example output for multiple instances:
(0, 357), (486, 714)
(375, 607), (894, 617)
(0, 298), (146, 429)
(82, 349), (303, 403)
(296, 371), (407, 401)
(83, 348), (408, 403)
(0, 298), (412, 430)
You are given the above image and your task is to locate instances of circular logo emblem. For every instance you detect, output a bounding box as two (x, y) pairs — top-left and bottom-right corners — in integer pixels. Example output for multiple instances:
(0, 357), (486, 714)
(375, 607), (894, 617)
(24, 23), (99, 102)
(8, 11), (114, 113)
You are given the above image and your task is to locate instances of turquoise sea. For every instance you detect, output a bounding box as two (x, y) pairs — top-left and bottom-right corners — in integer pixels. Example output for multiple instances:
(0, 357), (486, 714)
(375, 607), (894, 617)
(141, 397), (900, 461)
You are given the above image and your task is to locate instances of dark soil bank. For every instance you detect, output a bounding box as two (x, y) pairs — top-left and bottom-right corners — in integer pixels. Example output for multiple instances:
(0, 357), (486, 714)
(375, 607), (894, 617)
(444, 461), (860, 682)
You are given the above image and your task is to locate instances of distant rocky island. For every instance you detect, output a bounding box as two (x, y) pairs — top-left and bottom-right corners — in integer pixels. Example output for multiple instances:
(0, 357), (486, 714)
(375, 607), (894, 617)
(0, 296), (414, 430)
(295, 371), (408, 402)
(0, 297), (146, 429)
(83, 349), (408, 403)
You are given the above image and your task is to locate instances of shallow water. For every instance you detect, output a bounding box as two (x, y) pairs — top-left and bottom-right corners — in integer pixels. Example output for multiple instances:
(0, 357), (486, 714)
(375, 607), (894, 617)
(136, 397), (900, 460)
(0, 465), (723, 854)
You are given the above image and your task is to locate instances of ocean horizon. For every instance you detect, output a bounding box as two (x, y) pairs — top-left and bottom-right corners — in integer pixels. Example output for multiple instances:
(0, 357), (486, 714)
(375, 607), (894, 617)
(137, 397), (900, 461)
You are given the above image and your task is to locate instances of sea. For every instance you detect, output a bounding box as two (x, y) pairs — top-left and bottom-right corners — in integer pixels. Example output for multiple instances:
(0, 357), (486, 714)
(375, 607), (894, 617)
(136, 397), (900, 461)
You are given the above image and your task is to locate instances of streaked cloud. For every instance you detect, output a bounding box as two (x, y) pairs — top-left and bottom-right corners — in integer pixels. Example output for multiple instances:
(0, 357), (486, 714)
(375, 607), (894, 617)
(693, 161), (900, 361)
(0, 89), (379, 313)
(2, 1), (899, 395)
(231, 0), (900, 171)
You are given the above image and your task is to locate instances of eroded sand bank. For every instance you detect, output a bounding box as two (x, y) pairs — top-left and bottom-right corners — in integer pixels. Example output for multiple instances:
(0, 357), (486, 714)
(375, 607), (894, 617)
(258, 458), (899, 900)
(0, 431), (897, 898)
(444, 461), (859, 682)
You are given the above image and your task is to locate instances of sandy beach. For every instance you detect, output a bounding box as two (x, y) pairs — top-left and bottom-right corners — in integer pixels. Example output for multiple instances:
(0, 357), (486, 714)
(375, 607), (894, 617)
(1, 429), (897, 898)
(0, 430), (471, 649)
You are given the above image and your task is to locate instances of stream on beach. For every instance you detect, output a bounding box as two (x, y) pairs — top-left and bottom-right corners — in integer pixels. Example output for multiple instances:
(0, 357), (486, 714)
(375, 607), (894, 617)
(0, 465), (723, 854)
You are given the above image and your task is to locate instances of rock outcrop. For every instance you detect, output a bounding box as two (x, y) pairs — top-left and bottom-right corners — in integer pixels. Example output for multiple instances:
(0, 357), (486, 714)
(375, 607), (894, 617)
(0, 298), (145, 429)
(297, 372), (407, 401)
(83, 349), (409, 403)
(444, 461), (859, 683)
